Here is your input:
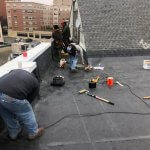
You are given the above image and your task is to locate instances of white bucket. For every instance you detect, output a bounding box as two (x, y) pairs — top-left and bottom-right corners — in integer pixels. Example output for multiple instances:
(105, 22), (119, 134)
(143, 60), (150, 69)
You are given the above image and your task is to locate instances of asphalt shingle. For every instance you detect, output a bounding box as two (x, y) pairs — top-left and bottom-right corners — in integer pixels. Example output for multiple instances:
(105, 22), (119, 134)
(77, 0), (150, 55)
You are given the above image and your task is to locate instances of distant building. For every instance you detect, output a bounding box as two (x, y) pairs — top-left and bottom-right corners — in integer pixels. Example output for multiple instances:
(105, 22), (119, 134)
(7, 0), (21, 1)
(5, 0), (72, 41)
(0, 22), (4, 43)
(0, 0), (7, 17)
(0, 0), (7, 34)
(53, 0), (72, 26)
(6, 1), (53, 41)
(53, 0), (72, 6)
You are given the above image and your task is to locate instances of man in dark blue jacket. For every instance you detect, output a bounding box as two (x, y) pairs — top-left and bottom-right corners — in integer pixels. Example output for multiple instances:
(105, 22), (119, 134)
(0, 69), (44, 140)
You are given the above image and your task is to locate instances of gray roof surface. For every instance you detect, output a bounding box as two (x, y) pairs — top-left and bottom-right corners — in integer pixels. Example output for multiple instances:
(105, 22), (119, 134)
(1, 56), (150, 149)
(77, 0), (150, 53)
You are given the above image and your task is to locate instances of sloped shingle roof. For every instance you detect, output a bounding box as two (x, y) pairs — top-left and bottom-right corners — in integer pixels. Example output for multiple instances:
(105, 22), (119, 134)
(77, 0), (150, 55)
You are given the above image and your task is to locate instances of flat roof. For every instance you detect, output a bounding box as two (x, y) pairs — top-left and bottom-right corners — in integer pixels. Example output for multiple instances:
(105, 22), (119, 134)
(1, 56), (150, 149)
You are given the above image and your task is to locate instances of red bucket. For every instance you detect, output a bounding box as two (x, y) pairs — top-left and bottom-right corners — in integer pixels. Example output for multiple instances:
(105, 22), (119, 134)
(107, 77), (114, 87)
(22, 51), (27, 57)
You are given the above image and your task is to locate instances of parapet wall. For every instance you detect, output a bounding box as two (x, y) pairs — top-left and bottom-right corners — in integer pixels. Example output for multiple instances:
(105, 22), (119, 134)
(0, 42), (52, 133)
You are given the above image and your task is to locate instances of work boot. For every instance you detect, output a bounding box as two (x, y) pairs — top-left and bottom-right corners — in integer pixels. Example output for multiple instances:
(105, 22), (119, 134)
(71, 69), (78, 73)
(28, 128), (44, 140)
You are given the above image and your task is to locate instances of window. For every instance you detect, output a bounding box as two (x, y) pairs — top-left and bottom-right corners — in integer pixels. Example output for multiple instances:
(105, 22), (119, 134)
(27, 10), (33, 13)
(17, 32), (28, 37)
(35, 34), (39, 38)
(28, 16), (33, 20)
(29, 27), (33, 31)
(29, 33), (33, 37)
(33, 27), (38, 30)
(28, 4), (32, 7)
(41, 34), (51, 39)
(14, 27), (18, 30)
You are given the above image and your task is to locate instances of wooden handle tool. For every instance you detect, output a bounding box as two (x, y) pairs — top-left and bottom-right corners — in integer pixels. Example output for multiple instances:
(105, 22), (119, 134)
(143, 96), (150, 99)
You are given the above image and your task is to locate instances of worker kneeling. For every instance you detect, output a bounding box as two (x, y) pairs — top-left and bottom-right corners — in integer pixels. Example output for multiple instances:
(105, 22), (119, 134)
(67, 43), (78, 73)
(0, 69), (44, 140)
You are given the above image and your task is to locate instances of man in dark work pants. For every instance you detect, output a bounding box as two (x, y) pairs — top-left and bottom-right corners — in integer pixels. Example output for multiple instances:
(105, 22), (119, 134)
(0, 69), (44, 140)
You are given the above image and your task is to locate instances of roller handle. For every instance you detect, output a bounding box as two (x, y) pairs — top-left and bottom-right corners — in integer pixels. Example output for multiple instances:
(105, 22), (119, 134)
(87, 93), (114, 105)
(95, 96), (115, 105)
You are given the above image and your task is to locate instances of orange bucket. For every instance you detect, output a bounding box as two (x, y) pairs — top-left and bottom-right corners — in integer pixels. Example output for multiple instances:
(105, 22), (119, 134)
(107, 77), (114, 87)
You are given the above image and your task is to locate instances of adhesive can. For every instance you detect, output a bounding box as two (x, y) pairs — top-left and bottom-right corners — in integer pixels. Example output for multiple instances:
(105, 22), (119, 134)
(89, 81), (96, 88)
(107, 77), (114, 87)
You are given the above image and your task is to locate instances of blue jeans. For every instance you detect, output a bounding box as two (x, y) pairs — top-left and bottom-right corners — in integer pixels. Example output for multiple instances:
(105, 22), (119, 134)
(69, 55), (78, 70)
(0, 93), (38, 138)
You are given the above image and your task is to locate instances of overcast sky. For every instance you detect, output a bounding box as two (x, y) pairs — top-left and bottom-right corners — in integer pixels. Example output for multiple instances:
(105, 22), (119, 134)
(22, 0), (53, 5)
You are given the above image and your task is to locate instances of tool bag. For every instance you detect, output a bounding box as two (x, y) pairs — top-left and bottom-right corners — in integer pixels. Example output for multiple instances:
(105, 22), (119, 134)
(51, 76), (65, 86)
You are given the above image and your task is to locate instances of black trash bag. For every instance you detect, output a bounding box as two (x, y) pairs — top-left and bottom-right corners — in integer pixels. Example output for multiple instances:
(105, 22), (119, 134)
(51, 76), (65, 86)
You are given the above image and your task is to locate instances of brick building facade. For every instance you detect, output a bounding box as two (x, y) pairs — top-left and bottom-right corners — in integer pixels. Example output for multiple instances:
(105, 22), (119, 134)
(5, 0), (72, 40)
(53, 0), (72, 26)
(6, 1), (53, 41)
(0, 0), (7, 34)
